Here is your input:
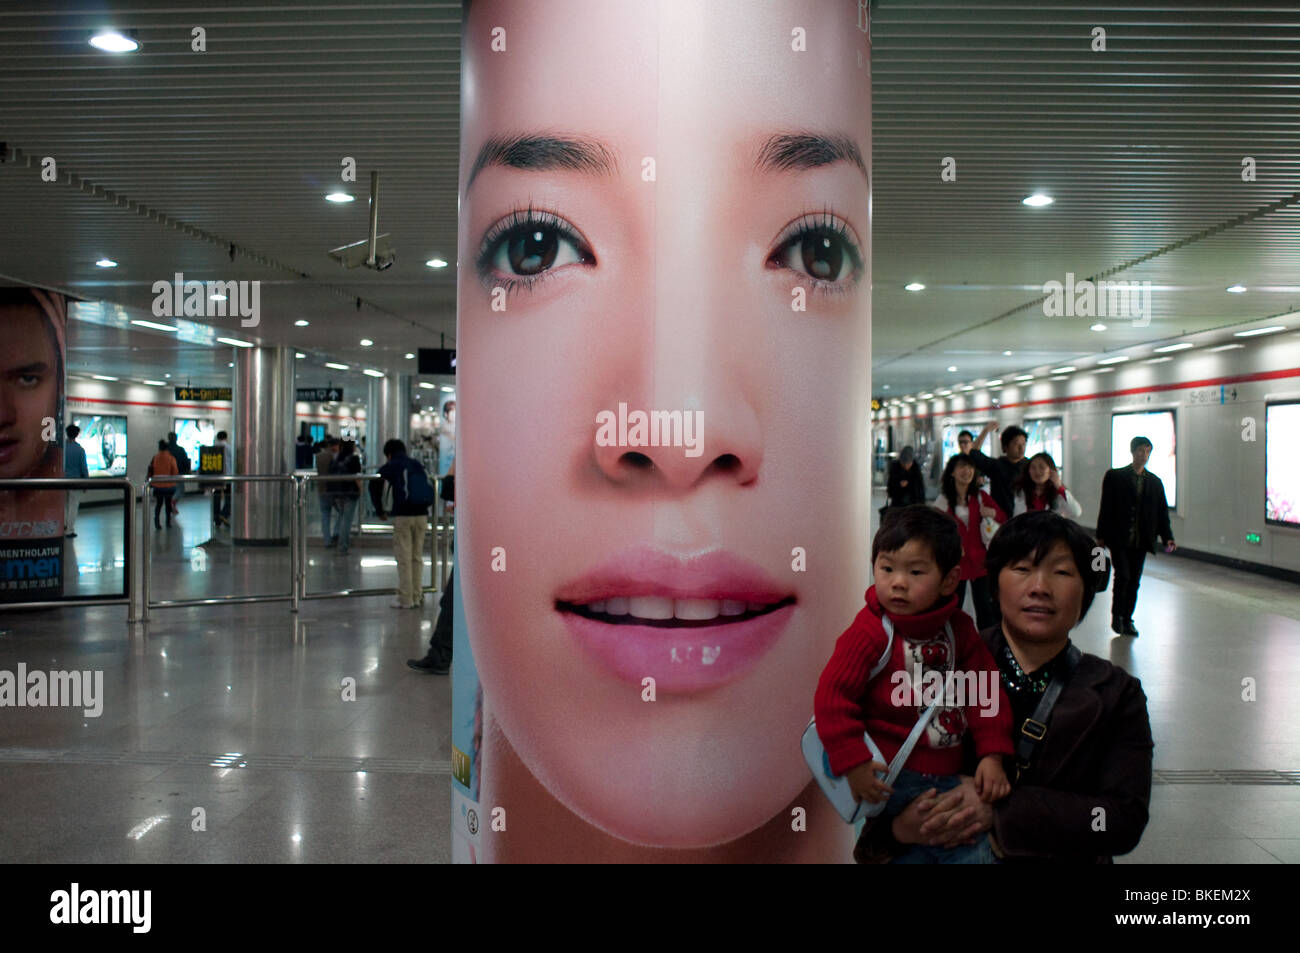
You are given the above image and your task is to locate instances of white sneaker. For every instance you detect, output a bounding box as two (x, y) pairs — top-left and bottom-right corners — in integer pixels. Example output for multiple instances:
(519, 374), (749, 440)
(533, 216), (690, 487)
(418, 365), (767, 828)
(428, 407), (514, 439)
(390, 599), (408, 609)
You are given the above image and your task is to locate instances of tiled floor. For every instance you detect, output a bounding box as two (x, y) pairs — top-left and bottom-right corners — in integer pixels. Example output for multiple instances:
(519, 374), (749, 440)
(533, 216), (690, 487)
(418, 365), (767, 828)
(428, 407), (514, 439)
(1, 500), (1297, 862)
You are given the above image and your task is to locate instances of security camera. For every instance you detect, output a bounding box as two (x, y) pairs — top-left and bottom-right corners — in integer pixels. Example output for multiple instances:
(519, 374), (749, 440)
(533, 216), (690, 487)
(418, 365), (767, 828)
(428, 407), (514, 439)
(327, 234), (396, 271)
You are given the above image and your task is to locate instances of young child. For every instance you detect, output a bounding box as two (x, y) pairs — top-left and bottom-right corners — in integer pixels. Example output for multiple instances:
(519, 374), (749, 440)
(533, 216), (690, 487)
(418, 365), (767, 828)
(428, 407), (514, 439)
(814, 505), (1014, 863)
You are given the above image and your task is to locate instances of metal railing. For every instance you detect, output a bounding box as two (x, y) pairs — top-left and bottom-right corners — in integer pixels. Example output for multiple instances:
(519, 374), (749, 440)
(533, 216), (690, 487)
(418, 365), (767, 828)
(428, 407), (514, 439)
(0, 477), (135, 613)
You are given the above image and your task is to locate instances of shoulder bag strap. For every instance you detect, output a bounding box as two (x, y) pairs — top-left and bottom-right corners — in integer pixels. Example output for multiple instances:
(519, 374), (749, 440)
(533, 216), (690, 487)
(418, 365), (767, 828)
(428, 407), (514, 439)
(1014, 643), (1082, 778)
(880, 620), (953, 786)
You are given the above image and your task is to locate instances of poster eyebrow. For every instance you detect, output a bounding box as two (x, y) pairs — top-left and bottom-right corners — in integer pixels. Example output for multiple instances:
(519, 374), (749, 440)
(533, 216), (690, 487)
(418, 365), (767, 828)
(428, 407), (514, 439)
(754, 132), (868, 182)
(467, 134), (620, 191)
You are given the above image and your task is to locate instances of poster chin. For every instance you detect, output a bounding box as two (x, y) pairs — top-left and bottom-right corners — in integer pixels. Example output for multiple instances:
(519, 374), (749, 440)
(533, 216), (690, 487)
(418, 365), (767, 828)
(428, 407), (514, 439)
(451, 0), (872, 863)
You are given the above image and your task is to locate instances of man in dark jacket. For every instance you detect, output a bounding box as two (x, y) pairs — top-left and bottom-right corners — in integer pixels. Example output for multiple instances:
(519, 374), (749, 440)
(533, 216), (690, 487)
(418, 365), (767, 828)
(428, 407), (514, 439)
(967, 421), (1027, 517)
(1095, 435), (1176, 637)
(885, 445), (926, 508)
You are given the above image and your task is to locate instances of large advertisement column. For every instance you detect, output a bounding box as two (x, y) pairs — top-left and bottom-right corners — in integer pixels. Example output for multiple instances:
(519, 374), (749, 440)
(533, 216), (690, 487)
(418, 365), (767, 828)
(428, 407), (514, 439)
(0, 287), (67, 603)
(452, 0), (872, 862)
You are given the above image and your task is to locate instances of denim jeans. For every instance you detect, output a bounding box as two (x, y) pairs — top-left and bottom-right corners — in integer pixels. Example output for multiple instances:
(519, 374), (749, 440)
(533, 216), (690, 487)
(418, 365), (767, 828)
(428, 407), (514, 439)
(333, 496), (358, 552)
(884, 769), (995, 864)
(319, 493), (335, 543)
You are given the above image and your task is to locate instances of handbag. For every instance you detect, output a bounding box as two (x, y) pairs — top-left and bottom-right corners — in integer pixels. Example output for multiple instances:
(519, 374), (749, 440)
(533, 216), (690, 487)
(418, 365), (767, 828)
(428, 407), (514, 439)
(977, 493), (999, 547)
(802, 617), (953, 823)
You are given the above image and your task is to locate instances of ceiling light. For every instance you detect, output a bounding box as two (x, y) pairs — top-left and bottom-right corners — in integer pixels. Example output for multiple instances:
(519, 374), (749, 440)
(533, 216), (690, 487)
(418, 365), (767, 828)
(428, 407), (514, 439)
(1097, 355), (1129, 365)
(1226, 284), (1247, 294)
(936, 389), (952, 396)
(294, 320), (309, 327)
(947, 365), (957, 372)
(904, 282), (925, 292)
(1049, 366), (1076, 373)
(363, 369), (385, 378)
(1142, 357), (1173, 364)
(405, 352), (415, 359)
(1022, 193), (1054, 207)
(1002, 350), (1013, 356)
(217, 337), (254, 348)
(359, 339), (374, 347)
(89, 31), (138, 53)
(325, 362), (349, 370)
(985, 379), (1003, 386)
(95, 258), (118, 268)
(227, 362), (234, 368)
(325, 193), (355, 203)
(295, 353), (305, 359)
(92, 375), (118, 381)
(1049, 375), (1069, 381)
(143, 380), (167, 387)
(1153, 343), (1193, 353)
(164, 373), (171, 378)
(419, 382), (436, 390)
(919, 393), (934, 399)
(426, 258), (449, 268)
(1090, 323), (1107, 332)
(959, 385), (974, 392)
(440, 386), (455, 392)
(1093, 367), (1114, 374)
(1234, 326), (1286, 337)
(131, 319), (178, 332)
(1208, 343), (1245, 352)
(1014, 374), (1034, 381)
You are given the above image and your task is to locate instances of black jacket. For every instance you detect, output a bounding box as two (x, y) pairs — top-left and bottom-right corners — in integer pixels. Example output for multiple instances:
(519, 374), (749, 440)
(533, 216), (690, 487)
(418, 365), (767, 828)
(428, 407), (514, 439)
(885, 461), (926, 507)
(1096, 466), (1174, 553)
(966, 449), (1024, 517)
(856, 625), (1153, 863)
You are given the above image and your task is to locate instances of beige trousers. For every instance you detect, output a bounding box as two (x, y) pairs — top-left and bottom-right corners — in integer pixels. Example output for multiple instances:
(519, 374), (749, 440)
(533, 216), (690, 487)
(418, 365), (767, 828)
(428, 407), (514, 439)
(392, 514), (427, 606)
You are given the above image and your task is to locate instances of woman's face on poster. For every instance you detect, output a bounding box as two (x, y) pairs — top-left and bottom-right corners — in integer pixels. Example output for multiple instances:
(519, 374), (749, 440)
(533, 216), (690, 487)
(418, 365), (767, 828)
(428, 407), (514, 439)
(0, 302), (58, 480)
(458, 0), (871, 846)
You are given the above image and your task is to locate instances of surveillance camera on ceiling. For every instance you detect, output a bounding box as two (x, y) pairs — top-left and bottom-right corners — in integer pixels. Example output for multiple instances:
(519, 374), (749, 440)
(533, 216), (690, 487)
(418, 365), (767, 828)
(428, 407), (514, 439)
(327, 234), (395, 271)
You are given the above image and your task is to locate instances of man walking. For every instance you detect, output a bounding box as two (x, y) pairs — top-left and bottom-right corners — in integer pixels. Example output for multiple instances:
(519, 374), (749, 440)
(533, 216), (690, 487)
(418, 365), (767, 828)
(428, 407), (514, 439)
(370, 439), (434, 609)
(165, 431), (191, 518)
(967, 420), (1028, 516)
(315, 436), (338, 546)
(1096, 435), (1176, 637)
(211, 430), (233, 527)
(63, 424), (89, 537)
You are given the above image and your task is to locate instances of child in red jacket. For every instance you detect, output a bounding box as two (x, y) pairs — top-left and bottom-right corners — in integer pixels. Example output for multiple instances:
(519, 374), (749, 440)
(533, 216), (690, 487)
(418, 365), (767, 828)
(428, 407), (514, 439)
(814, 505), (1013, 863)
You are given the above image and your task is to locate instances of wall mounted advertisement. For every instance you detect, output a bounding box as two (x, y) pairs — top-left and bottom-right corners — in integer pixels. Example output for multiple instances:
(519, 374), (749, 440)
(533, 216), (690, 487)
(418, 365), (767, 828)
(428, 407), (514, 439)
(72, 414), (128, 478)
(1025, 416), (1065, 473)
(1265, 401), (1300, 526)
(1111, 410), (1177, 507)
(0, 286), (67, 603)
(452, 0), (872, 862)
(172, 418), (216, 472)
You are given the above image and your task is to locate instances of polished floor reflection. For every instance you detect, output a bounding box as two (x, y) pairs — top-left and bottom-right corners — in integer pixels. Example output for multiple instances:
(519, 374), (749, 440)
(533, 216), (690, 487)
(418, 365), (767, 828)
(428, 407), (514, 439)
(1, 496), (1297, 863)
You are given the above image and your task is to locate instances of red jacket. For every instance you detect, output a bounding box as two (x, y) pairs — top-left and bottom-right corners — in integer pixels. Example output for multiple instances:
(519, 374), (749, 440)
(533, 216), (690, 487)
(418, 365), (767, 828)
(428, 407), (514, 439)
(934, 490), (1007, 581)
(814, 586), (1013, 777)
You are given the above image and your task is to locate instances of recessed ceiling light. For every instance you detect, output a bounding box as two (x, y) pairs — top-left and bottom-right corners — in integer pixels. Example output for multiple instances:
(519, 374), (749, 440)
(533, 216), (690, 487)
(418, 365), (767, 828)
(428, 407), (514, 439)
(143, 380), (167, 387)
(1142, 357), (1173, 364)
(1097, 355), (1129, 365)
(363, 369), (385, 378)
(947, 365), (957, 372)
(92, 375), (118, 381)
(1234, 325), (1286, 337)
(227, 362), (234, 368)
(1090, 323), (1107, 332)
(1049, 366), (1076, 373)
(295, 353), (306, 359)
(1153, 343), (1193, 353)
(1207, 343), (1245, 352)
(1049, 375), (1069, 381)
(1225, 284), (1247, 294)
(986, 379), (1003, 386)
(441, 385), (456, 392)
(1014, 374), (1034, 381)
(217, 337), (254, 348)
(1002, 350), (1013, 356)
(419, 382), (436, 390)
(89, 31), (138, 53)
(426, 258), (449, 268)
(164, 373), (171, 378)
(95, 258), (118, 268)
(405, 352), (415, 359)
(325, 193), (355, 203)
(131, 319), (178, 332)
(936, 389), (952, 396)
(1093, 367), (1114, 374)
(359, 339), (374, 347)
(904, 282), (925, 292)
(959, 385), (974, 392)
(1022, 193), (1054, 207)
(294, 319), (309, 327)
(325, 362), (349, 370)
(882, 384), (891, 390)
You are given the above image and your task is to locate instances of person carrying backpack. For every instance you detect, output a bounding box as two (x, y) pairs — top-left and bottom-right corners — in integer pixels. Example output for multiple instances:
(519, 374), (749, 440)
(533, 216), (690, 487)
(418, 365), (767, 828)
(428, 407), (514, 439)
(369, 438), (435, 608)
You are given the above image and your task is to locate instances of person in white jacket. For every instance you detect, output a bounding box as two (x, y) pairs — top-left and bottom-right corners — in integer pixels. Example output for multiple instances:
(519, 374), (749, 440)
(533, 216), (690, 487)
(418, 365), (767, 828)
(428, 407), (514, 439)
(1012, 452), (1083, 519)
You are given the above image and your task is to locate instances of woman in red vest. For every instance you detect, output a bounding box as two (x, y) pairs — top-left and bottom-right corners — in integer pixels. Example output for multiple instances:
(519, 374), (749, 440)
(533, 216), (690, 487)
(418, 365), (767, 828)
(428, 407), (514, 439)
(932, 454), (1007, 628)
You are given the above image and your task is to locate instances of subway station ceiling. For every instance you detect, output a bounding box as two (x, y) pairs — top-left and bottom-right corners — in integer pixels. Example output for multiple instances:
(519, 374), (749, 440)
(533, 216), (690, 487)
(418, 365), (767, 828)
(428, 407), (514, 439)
(0, 1), (1298, 395)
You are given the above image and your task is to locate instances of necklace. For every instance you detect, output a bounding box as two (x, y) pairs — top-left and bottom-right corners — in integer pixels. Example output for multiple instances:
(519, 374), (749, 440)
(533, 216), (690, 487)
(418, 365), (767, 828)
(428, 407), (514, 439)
(1001, 642), (1053, 695)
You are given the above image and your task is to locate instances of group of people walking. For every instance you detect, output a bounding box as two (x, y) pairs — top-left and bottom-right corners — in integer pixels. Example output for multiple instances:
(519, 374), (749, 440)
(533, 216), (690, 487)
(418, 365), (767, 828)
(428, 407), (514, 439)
(884, 421), (1175, 635)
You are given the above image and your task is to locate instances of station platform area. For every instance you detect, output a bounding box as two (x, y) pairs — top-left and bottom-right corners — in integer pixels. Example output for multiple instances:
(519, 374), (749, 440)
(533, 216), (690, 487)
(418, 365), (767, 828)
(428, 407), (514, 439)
(2, 500), (1296, 864)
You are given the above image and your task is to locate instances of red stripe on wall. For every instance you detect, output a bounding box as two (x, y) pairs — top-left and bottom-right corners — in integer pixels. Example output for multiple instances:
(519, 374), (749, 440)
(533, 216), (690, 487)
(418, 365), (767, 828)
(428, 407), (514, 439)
(68, 395), (363, 420)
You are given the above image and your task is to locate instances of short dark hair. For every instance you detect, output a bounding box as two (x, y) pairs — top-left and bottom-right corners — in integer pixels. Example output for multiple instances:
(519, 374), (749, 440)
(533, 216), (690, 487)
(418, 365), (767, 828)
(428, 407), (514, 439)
(216, 431), (228, 441)
(167, 431), (177, 441)
(158, 439), (168, 450)
(383, 438), (407, 458)
(1000, 425), (1028, 451)
(983, 511), (1097, 622)
(66, 424), (80, 439)
(1130, 435), (1152, 452)
(872, 504), (962, 576)
(958, 429), (974, 441)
